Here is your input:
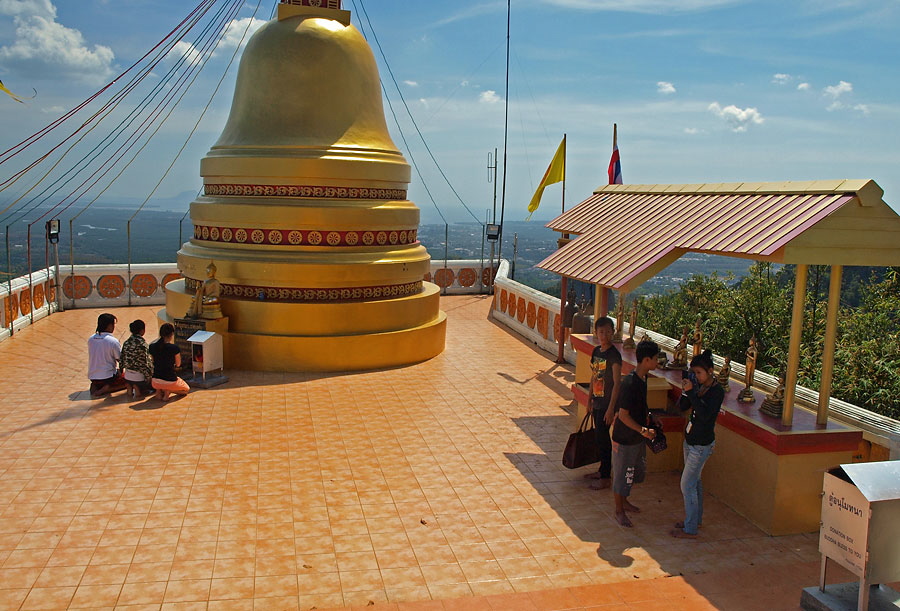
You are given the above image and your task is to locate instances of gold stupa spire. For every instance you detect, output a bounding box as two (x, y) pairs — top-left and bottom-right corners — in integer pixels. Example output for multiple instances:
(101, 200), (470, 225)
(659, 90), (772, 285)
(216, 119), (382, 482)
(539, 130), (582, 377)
(160, 0), (446, 372)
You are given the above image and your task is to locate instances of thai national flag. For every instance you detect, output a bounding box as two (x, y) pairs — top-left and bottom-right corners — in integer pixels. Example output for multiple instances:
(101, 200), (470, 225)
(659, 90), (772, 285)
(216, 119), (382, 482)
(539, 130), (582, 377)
(608, 144), (622, 184)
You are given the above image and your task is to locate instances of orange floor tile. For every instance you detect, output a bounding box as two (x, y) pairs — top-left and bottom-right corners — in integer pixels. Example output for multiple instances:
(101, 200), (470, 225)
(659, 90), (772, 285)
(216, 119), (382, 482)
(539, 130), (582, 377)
(0, 296), (863, 609)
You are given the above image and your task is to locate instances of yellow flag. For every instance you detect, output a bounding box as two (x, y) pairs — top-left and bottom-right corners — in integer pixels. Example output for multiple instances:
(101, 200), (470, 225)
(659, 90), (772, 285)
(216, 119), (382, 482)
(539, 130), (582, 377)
(527, 136), (565, 220)
(0, 80), (29, 104)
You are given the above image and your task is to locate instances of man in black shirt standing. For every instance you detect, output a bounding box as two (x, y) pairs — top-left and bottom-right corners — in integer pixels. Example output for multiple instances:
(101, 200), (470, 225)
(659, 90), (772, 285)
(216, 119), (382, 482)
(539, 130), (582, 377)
(611, 340), (659, 527)
(585, 317), (622, 490)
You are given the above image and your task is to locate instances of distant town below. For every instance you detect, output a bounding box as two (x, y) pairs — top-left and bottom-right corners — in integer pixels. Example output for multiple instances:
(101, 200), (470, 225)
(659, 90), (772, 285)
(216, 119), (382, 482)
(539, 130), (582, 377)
(3, 207), (755, 297)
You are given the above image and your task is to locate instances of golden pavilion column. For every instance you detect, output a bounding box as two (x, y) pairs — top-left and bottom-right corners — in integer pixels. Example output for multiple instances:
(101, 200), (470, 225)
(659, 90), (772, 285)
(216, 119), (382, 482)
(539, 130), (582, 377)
(782, 264), (808, 426)
(594, 285), (608, 319)
(817, 265), (843, 425)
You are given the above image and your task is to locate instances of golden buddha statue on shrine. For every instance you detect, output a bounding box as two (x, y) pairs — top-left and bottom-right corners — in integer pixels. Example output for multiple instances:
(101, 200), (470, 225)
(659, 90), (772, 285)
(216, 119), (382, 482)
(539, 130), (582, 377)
(188, 261), (223, 320)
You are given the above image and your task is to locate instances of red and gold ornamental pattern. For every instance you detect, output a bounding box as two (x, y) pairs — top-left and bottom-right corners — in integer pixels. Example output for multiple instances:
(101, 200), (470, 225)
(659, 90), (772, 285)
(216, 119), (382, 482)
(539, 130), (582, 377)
(281, 0), (342, 9)
(193, 225), (418, 248)
(185, 278), (422, 303)
(97, 275), (126, 299)
(3, 294), (17, 323)
(457, 268), (477, 288)
(433, 268), (454, 289)
(32, 284), (45, 309)
(63, 276), (92, 300)
(131, 274), (159, 297)
(496, 288), (558, 341)
(204, 184), (405, 200)
(18, 289), (31, 316)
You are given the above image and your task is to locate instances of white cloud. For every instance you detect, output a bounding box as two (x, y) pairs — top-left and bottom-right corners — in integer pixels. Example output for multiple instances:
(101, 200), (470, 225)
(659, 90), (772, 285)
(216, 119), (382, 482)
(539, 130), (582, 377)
(167, 40), (202, 67)
(541, 0), (739, 13)
(656, 81), (676, 94)
(479, 90), (501, 104)
(0, 0), (114, 84)
(0, 0), (54, 17)
(166, 17), (266, 68)
(772, 73), (791, 84)
(403, 80), (418, 87)
(708, 102), (764, 132)
(684, 127), (701, 134)
(418, 98), (429, 108)
(460, 80), (469, 87)
(823, 81), (868, 113)
(219, 17), (266, 51)
(797, 82), (810, 91)
(824, 80), (852, 98)
(40, 104), (64, 113)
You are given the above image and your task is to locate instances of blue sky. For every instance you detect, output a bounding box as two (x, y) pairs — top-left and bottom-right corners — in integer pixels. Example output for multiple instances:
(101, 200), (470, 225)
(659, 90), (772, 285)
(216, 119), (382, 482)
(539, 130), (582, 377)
(0, 0), (898, 226)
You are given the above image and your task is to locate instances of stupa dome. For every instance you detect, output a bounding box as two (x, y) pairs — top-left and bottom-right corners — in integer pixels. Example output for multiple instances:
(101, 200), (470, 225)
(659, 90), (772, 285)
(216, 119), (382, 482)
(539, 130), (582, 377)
(161, 2), (446, 372)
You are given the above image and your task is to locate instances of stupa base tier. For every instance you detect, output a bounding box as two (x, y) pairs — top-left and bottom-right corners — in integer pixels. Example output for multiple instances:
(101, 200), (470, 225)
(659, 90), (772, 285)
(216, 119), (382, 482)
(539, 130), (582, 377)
(157, 307), (446, 372)
(165, 279), (442, 336)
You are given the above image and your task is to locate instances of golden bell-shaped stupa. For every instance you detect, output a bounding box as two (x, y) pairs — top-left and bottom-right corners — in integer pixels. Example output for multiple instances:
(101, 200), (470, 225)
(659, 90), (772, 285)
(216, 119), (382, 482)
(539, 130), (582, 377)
(160, 0), (447, 371)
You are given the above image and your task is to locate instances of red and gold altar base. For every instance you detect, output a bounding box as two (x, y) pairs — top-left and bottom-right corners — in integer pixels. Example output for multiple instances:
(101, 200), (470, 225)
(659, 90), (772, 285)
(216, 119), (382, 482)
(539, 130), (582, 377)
(159, 0), (446, 371)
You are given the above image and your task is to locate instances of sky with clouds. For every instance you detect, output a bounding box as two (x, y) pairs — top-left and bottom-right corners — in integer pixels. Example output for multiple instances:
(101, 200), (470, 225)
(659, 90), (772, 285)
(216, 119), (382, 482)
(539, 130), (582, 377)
(0, 0), (898, 226)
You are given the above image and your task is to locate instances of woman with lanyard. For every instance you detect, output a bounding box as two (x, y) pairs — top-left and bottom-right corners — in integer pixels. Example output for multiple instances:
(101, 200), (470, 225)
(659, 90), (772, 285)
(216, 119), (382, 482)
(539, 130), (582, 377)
(672, 349), (724, 539)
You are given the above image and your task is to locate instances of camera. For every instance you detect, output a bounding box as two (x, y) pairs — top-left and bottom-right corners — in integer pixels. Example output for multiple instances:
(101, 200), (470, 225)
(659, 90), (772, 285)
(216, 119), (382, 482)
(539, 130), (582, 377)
(681, 369), (698, 386)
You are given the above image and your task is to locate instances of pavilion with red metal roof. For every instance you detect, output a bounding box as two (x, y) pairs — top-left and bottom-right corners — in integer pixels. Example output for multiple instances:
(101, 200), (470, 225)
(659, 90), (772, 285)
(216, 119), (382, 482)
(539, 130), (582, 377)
(538, 179), (900, 534)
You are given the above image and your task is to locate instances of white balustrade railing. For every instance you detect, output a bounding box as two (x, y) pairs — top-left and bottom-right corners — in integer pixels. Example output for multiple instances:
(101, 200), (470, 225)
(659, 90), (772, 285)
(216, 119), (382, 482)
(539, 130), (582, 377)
(1, 268), (58, 341)
(1, 259), (499, 338)
(490, 259), (577, 364)
(2, 258), (897, 454)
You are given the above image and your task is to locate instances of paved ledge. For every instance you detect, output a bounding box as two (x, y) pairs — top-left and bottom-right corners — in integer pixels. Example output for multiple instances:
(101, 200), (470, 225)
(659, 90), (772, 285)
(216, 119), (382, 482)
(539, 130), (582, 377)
(0, 296), (879, 609)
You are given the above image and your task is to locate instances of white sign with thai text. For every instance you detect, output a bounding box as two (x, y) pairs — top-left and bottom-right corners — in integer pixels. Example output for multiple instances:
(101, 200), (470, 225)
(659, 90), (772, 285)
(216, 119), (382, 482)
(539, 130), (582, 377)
(820, 472), (870, 577)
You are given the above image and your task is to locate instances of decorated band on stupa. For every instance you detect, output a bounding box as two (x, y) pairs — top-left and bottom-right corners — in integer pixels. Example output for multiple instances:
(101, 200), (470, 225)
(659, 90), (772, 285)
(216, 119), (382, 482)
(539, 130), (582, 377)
(159, 0), (446, 371)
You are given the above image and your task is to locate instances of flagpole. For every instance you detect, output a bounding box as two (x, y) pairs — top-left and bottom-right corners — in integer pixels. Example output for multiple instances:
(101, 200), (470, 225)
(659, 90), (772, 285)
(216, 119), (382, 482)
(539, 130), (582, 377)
(496, 0), (510, 270)
(556, 133), (568, 364)
(598, 123), (619, 320)
(561, 134), (566, 214)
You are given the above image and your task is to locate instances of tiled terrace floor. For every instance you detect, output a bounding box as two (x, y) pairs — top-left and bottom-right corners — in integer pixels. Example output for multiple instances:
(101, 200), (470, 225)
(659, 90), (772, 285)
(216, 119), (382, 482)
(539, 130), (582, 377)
(0, 295), (861, 610)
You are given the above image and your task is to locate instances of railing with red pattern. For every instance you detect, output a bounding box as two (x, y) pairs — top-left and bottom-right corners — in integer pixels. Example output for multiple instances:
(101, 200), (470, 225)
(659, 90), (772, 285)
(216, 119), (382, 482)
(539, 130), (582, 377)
(1, 260), (500, 340)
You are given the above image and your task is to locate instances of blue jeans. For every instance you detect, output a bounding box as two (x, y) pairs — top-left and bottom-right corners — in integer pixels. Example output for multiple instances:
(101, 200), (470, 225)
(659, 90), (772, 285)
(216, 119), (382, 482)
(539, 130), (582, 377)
(681, 440), (715, 535)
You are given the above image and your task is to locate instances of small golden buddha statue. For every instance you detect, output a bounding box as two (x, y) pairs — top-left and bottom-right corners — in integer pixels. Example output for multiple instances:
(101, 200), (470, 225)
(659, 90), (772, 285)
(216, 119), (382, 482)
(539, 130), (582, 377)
(759, 376), (786, 417)
(189, 261), (224, 320)
(692, 317), (703, 358)
(717, 356), (731, 392)
(671, 326), (689, 368)
(623, 301), (638, 349)
(737, 337), (758, 403)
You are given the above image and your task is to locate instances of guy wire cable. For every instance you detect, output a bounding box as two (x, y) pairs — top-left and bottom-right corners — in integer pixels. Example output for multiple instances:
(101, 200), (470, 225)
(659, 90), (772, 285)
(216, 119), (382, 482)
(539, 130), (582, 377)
(354, 0), (483, 225)
(127, 0), (268, 302)
(65, 0), (247, 225)
(2, 0), (240, 227)
(348, 0), (445, 225)
(127, 0), (268, 222)
(0, 0), (218, 167)
(0, 0), (220, 205)
(31, 0), (244, 223)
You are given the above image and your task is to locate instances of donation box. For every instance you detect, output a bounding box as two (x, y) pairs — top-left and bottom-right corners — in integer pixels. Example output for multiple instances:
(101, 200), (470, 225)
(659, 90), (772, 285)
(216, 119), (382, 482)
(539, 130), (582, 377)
(187, 330), (223, 380)
(820, 461), (900, 584)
